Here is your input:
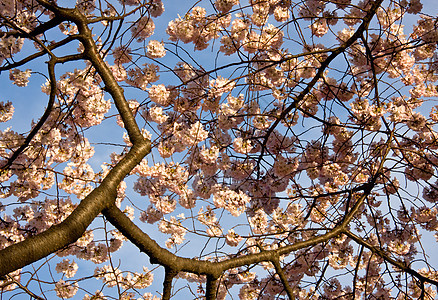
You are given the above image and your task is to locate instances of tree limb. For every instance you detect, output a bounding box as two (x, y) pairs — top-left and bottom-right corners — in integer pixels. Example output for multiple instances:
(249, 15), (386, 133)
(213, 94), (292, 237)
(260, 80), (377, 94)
(345, 230), (438, 287)
(205, 275), (218, 300)
(162, 267), (177, 300)
(272, 257), (295, 300)
(0, 139), (150, 276)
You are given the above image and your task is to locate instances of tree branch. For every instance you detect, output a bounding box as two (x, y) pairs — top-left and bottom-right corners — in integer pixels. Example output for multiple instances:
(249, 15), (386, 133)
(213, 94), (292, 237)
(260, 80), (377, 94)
(0, 15), (63, 39)
(0, 35), (76, 71)
(345, 230), (438, 287)
(272, 257), (295, 300)
(0, 140), (150, 276)
(0, 57), (56, 171)
(102, 183), (374, 280)
(1, 52), (84, 171)
(205, 275), (218, 300)
(5, 274), (44, 300)
(162, 267), (177, 300)
(36, 1), (144, 144)
(258, 0), (384, 162)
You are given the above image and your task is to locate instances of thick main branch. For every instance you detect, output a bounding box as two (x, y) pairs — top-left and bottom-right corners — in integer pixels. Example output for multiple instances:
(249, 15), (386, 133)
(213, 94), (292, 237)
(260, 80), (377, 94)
(0, 1), (151, 277)
(0, 140), (150, 276)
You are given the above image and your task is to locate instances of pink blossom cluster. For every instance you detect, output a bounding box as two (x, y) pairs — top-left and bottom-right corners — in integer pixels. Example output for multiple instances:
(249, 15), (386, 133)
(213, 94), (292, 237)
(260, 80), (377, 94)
(167, 6), (231, 50)
(133, 161), (194, 218)
(0, 36), (23, 65)
(54, 280), (79, 298)
(112, 46), (132, 65)
(131, 17), (155, 42)
(95, 265), (153, 290)
(147, 84), (170, 106)
(0, 101), (14, 122)
(158, 215), (187, 248)
(214, 0), (239, 13)
(9, 68), (31, 87)
(173, 121), (208, 146)
(146, 40), (166, 58)
(42, 68), (111, 127)
(198, 206), (223, 237)
(55, 259), (78, 278)
(126, 63), (160, 90)
(213, 186), (250, 216)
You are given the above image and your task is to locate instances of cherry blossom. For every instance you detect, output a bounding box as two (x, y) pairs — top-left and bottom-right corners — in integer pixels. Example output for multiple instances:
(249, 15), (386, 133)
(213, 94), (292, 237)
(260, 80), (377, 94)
(214, 0), (239, 13)
(131, 16), (155, 42)
(55, 259), (78, 278)
(147, 84), (170, 106)
(9, 69), (31, 87)
(225, 229), (242, 246)
(0, 101), (14, 122)
(0, 36), (23, 65)
(54, 280), (79, 298)
(112, 46), (132, 65)
(1, 0), (438, 299)
(146, 40), (166, 58)
(213, 187), (250, 216)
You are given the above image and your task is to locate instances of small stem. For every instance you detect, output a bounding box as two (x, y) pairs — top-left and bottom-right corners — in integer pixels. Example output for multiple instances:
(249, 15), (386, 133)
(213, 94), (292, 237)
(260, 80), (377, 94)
(5, 275), (44, 300)
(1, 57), (57, 171)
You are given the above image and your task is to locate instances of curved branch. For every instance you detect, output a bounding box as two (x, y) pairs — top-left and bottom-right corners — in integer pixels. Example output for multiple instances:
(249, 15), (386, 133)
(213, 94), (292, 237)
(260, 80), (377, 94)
(5, 274), (44, 300)
(37, 0), (144, 144)
(345, 230), (438, 287)
(102, 178), (372, 278)
(0, 139), (150, 276)
(1, 52), (85, 171)
(102, 204), (222, 278)
(0, 0), (152, 277)
(0, 36), (76, 71)
(258, 0), (384, 162)
(1, 57), (58, 171)
(102, 128), (392, 278)
(0, 15), (63, 39)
